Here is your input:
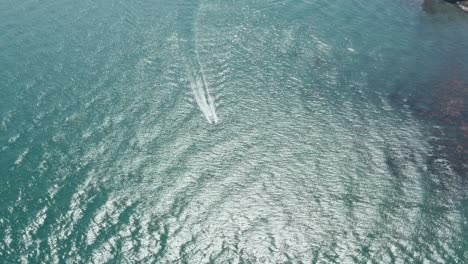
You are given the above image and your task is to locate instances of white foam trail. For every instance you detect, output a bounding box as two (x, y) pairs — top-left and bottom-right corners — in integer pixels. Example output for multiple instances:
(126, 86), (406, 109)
(187, 62), (218, 124)
(201, 69), (219, 124)
(181, 2), (219, 124)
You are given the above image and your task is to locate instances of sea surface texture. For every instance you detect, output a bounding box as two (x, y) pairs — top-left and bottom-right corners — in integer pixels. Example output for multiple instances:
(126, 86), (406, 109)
(1, 0), (468, 263)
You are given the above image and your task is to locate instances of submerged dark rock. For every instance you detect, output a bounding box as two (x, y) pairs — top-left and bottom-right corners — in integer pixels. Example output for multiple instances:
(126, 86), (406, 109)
(443, 0), (468, 12)
(458, 1), (468, 12)
(391, 78), (468, 176)
(424, 0), (468, 13)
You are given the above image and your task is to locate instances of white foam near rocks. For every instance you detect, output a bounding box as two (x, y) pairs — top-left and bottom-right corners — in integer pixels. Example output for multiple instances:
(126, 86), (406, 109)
(457, 1), (468, 12)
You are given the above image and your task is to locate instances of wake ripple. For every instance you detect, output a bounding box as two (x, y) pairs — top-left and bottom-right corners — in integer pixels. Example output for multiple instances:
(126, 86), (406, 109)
(186, 60), (219, 124)
(182, 1), (220, 124)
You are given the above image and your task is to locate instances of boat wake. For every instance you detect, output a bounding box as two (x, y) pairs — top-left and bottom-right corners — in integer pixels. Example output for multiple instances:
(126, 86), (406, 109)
(173, 1), (221, 124)
(186, 60), (219, 124)
(188, 3), (220, 124)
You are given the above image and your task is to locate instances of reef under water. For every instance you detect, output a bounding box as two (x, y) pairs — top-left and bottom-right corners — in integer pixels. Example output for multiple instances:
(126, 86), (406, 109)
(391, 71), (467, 176)
(389, 1), (468, 177)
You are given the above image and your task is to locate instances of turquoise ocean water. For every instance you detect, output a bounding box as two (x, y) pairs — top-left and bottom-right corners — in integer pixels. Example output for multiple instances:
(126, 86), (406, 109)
(1, 0), (468, 262)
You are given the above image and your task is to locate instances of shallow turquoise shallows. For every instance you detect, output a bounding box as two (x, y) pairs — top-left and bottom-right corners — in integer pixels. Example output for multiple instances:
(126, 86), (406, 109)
(1, 0), (468, 263)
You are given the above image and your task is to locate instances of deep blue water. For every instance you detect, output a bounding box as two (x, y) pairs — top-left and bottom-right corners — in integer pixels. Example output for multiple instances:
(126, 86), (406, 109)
(1, 0), (468, 263)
